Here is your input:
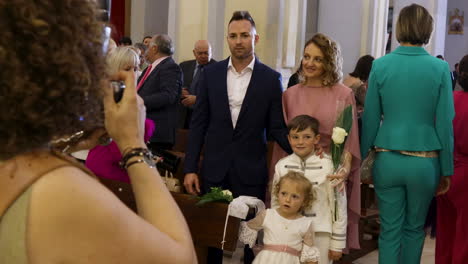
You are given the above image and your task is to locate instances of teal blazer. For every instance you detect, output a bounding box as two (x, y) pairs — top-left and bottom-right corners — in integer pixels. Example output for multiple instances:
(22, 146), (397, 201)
(360, 46), (454, 176)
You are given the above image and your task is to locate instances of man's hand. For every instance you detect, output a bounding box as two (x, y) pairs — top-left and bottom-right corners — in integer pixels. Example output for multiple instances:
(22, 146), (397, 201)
(329, 249), (342, 261)
(184, 173), (201, 195)
(436, 176), (451, 196)
(182, 88), (190, 97)
(181, 95), (196, 107)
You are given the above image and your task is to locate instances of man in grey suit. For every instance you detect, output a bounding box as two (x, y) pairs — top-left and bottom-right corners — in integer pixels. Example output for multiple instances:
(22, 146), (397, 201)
(178, 40), (216, 128)
(137, 34), (182, 150)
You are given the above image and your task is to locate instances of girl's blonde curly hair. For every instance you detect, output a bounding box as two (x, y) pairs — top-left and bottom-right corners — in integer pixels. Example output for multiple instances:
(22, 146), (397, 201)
(299, 33), (343, 87)
(272, 171), (316, 213)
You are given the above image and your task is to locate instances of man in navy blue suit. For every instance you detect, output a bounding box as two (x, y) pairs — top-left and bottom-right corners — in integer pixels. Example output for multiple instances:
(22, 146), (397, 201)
(183, 11), (291, 264)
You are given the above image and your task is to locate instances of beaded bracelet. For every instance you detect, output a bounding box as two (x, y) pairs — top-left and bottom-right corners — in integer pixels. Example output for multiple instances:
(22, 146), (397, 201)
(124, 159), (145, 169)
(119, 147), (154, 169)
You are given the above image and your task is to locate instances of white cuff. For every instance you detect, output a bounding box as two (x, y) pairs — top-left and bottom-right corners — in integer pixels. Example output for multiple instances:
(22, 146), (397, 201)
(329, 247), (343, 252)
(238, 222), (258, 248)
(330, 236), (346, 250)
(300, 244), (320, 263)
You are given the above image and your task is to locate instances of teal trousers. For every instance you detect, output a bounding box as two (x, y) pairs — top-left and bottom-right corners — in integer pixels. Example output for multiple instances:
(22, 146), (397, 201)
(373, 151), (440, 264)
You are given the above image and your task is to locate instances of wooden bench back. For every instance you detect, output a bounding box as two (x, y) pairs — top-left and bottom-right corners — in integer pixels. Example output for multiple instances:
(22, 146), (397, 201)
(99, 177), (240, 252)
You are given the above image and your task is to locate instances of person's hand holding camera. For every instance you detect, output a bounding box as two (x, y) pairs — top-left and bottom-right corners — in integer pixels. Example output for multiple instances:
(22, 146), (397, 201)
(104, 70), (146, 153)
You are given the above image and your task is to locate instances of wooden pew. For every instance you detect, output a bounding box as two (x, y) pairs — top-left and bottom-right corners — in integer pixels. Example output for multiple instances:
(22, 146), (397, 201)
(99, 177), (240, 264)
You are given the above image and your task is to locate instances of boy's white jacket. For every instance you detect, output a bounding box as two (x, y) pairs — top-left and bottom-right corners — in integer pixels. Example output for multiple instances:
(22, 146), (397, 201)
(271, 153), (347, 251)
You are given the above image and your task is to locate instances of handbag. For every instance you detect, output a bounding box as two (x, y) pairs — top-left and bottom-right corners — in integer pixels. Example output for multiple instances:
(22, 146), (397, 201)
(360, 148), (376, 184)
(163, 170), (182, 193)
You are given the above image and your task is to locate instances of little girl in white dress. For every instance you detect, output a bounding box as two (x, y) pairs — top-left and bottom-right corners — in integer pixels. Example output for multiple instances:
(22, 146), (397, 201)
(239, 171), (320, 264)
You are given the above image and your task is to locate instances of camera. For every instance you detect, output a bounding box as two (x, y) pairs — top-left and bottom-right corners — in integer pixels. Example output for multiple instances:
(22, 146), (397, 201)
(111, 81), (126, 103)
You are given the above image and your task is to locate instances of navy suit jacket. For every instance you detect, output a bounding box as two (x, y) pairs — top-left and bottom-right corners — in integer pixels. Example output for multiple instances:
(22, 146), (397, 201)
(179, 59), (217, 89)
(138, 57), (182, 144)
(184, 57), (291, 186)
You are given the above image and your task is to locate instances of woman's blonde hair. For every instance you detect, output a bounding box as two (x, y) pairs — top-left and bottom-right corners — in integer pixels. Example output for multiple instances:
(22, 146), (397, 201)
(272, 171), (315, 212)
(106, 46), (140, 75)
(396, 4), (433, 45)
(300, 33), (342, 87)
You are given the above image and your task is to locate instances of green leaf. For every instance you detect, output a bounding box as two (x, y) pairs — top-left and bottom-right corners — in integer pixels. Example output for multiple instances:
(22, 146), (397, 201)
(195, 187), (233, 206)
(340, 105), (353, 133)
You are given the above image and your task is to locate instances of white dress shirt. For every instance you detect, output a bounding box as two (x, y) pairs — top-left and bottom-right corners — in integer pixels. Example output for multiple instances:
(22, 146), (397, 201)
(227, 57), (255, 128)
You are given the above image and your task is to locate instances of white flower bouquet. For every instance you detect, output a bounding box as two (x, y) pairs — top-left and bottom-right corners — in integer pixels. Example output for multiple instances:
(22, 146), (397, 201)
(196, 187), (233, 206)
(330, 103), (353, 221)
(331, 105), (353, 170)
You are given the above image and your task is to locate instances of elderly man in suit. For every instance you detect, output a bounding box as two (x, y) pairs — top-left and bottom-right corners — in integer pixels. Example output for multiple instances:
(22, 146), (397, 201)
(137, 34), (182, 150)
(183, 11), (291, 264)
(178, 40), (216, 128)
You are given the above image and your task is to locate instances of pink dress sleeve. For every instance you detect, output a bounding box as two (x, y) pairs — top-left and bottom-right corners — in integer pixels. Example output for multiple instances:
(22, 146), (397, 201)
(343, 88), (362, 250)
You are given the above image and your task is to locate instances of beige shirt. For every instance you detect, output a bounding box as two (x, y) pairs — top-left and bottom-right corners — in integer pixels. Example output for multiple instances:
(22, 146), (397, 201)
(227, 57), (255, 128)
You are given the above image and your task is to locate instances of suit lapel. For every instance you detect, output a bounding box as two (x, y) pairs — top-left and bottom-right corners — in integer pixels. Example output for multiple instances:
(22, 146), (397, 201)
(236, 58), (260, 126)
(188, 60), (196, 81)
(139, 57), (171, 91)
(218, 59), (233, 129)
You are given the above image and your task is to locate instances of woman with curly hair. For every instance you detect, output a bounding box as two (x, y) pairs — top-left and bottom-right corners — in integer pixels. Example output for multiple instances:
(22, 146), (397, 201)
(360, 4), (453, 263)
(270, 33), (361, 259)
(436, 54), (468, 264)
(0, 1), (195, 263)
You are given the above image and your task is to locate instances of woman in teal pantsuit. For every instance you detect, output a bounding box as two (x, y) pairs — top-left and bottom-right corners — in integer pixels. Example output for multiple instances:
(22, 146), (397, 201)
(360, 4), (454, 264)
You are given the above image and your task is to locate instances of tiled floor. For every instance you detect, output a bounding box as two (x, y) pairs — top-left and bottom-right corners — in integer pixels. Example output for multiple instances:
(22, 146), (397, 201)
(223, 236), (436, 263)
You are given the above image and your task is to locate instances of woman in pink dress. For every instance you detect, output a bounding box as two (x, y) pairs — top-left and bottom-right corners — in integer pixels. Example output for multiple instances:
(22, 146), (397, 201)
(436, 54), (468, 263)
(271, 33), (361, 251)
(86, 47), (155, 182)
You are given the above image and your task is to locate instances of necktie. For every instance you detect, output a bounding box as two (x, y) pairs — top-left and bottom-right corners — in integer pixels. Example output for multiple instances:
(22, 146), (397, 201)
(137, 64), (152, 90)
(189, 65), (203, 95)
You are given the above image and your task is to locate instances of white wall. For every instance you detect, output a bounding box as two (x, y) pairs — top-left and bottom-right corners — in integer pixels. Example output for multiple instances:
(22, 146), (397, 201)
(207, 0), (226, 61)
(173, 0), (210, 63)
(131, 0), (169, 44)
(317, 0), (365, 75)
(445, 0), (468, 70)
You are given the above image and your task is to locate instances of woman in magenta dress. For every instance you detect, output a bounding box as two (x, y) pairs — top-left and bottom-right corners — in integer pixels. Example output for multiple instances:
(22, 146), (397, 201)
(271, 33), (361, 251)
(86, 47), (155, 182)
(436, 54), (468, 264)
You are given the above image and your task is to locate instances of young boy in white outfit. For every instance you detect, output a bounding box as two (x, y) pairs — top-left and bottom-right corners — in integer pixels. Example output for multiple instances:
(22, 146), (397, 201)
(271, 115), (347, 264)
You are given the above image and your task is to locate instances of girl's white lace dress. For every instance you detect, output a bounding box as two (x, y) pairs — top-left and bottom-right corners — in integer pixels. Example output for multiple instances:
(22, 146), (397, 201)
(239, 209), (320, 263)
